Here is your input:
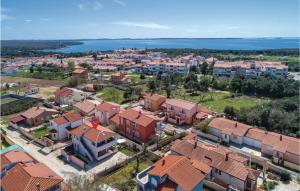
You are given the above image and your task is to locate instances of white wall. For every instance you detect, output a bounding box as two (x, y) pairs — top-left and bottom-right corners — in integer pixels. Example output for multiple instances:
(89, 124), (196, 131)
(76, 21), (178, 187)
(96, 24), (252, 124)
(244, 137), (262, 149)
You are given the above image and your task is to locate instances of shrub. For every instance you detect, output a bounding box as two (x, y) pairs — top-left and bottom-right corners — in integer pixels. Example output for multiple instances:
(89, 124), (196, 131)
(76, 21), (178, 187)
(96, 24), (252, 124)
(280, 171), (291, 182)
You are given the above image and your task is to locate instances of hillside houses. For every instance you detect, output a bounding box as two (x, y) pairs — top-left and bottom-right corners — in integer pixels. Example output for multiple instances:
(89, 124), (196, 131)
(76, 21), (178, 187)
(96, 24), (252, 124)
(207, 118), (300, 171)
(213, 61), (288, 78)
(170, 134), (260, 191)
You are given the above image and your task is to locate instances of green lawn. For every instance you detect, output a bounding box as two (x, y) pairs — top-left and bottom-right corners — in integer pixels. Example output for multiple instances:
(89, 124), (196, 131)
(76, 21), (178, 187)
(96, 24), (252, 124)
(11, 70), (68, 81)
(118, 145), (140, 156)
(97, 87), (125, 104)
(100, 158), (152, 187)
(158, 88), (270, 112)
(127, 74), (152, 83)
(32, 127), (49, 138)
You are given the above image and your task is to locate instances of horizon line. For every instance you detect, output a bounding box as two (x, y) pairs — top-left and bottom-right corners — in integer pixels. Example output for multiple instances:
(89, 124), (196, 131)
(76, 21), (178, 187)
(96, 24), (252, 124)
(2, 37), (299, 41)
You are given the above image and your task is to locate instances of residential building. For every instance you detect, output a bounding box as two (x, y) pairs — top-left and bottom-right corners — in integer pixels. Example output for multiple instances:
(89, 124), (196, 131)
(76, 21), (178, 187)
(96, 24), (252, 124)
(10, 106), (58, 127)
(111, 72), (129, 84)
(95, 101), (121, 126)
(55, 87), (87, 106)
(72, 68), (88, 79)
(1, 148), (63, 191)
(143, 93), (166, 112)
(110, 108), (157, 143)
(165, 99), (198, 125)
(213, 61), (288, 78)
(208, 118), (252, 145)
(49, 112), (83, 141)
(73, 99), (101, 116)
(144, 61), (190, 74)
(245, 128), (300, 171)
(171, 135), (260, 191)
(68, 123), (117, 162)
(207, 118), (300, 171)
(136, 155), (205, 191)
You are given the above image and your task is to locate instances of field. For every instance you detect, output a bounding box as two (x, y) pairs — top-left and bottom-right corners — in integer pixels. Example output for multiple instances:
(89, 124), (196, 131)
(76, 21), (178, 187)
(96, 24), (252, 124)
(1, 76), (66, 87)
(127, 74), (152, 83)
(32, 127), (49, 138)
(11, 70), (69, 81)
(158, 88), (270, 112)
(97, 87), (125, 104)
(1, 97), (18, 105)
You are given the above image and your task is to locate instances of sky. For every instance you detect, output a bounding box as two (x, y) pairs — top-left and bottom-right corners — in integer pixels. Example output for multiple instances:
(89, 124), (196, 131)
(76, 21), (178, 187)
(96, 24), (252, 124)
(1, 0), (299, 39)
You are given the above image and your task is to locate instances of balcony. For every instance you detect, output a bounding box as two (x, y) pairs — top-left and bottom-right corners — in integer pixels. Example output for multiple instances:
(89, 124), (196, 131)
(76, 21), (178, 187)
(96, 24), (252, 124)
(95, 139), (118, 152)
(136, 166), (153, 190)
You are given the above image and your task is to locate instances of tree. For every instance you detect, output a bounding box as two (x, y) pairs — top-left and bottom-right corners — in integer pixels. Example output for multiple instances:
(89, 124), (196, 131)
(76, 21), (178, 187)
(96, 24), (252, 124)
(92, 52), (97, 61)
(68, 61), (75, 72)
(5, 83), (9, 90)
(148, 80), (156, 91)
(37, 66), (42, 73)
(189, 65), (198, 73)
(166, 87), (171, 98)
(200, 62), (208, 74)
(29, 66), (34, 73)
(140, 73), (146, 80)
(224, 106), (236, 119)
(68, 77), (79, 87)
(66, 175), (98, 191)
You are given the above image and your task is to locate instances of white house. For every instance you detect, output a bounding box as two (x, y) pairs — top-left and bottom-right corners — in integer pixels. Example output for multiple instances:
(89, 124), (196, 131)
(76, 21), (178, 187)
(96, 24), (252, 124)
(50, 112), (83, 141)
(95, 101), (121, 126)
(68, 124), (118, 162)
(208, 118), (252, 145)
(55, 87), (87, 106)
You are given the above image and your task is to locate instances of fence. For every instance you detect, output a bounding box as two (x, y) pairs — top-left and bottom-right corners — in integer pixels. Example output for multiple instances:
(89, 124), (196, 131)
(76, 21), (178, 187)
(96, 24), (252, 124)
(149, 132), (186, 152)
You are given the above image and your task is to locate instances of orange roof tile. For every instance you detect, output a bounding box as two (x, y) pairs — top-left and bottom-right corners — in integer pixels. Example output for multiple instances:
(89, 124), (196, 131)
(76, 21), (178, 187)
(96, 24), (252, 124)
(148, 156), (205, 191)
(209, 118), (252, 137)
(1, 162), (63, 191)
(96, 101), (120, 113)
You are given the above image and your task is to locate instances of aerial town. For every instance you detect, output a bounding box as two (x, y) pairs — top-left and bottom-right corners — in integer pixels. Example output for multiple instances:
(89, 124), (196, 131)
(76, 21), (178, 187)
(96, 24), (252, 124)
(1, 47), (299, 191)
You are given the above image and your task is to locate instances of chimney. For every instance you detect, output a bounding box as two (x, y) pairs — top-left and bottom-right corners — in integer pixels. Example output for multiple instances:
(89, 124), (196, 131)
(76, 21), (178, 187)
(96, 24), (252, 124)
(162, 159), (165, 166)
(225, 153), (229, 161)
(280, 135), (282, 141)
(194, 136), (198, 149)
(235, 122), (237, 128)
(36, 183), (40, 191)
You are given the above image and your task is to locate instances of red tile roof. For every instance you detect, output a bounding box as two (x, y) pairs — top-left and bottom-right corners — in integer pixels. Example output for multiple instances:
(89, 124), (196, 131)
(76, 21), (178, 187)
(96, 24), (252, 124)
(1, 149), (33, 171)
(63, 112), (82, 123)
(96, 101), (120, 113)
(10, 115), (25, 123)
(118, 108), (156, 127)
(209, 118), (252, 137)
(1, 162), (63, 191)
(52, 117), (69, 126)
(69, 124), (115, 143)
(148, 156), (205, 191)
(170, 138), (255, 181)
(74, 100), (99, 115)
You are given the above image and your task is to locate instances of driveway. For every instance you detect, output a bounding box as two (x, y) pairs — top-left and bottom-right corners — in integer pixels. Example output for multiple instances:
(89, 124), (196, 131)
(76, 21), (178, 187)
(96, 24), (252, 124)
(1, 125), (128, 181)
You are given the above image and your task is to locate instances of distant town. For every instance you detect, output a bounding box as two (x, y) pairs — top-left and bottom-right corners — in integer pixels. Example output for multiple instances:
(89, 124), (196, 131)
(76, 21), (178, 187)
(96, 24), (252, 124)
(0, 46), (299, 191)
